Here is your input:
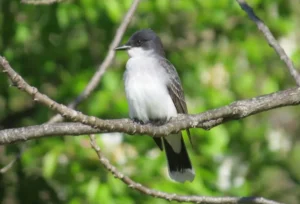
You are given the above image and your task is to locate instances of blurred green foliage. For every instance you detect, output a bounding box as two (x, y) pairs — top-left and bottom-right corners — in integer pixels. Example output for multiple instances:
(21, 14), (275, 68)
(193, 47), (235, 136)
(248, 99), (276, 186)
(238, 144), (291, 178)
(1, 0), (300, 203)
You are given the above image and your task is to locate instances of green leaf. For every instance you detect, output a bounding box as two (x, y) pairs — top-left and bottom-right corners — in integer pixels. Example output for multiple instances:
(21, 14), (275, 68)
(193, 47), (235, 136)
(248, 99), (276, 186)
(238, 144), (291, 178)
(43, 151), (58, 178)
(87, 177), (99, 202)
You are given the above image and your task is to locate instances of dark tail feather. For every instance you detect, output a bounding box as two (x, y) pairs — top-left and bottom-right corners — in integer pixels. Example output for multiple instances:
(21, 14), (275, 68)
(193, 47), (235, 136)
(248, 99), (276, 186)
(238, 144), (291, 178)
(163, 135), (195, 182)
(153, 137), (163, 150)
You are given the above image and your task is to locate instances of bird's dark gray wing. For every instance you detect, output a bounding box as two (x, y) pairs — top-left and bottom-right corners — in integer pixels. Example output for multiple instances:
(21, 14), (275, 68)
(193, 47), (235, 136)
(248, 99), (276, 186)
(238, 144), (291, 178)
(159, 58), (193, 145)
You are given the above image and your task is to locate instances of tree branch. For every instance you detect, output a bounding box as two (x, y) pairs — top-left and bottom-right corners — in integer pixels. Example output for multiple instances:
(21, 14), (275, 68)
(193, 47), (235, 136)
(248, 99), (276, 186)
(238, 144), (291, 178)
(2, 55), (300, 138)
(88, 135), (282, 204)
(21, 0), (67, 4)
(1, 55), (300, 141)
(0, 153), (21, 173)
(48, 0), (140, 123)
(0, 145), (24, 173)
(236, 0), (300, 86)
(1, 85), (300, 145)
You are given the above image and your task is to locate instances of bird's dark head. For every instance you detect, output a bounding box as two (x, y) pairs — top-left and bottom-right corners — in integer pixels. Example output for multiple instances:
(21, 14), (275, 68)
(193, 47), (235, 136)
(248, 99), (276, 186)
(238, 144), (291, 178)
(115, 29), (165, 57)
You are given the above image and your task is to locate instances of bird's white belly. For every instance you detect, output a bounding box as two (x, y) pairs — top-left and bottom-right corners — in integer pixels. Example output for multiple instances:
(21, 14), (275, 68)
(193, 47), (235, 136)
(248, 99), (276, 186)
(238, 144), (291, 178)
(124, 57), (177, 122)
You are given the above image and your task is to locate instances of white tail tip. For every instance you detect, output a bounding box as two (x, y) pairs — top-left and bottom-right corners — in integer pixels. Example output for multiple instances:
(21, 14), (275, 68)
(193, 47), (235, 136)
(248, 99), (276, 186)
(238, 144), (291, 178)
(169, 168), (195, 183)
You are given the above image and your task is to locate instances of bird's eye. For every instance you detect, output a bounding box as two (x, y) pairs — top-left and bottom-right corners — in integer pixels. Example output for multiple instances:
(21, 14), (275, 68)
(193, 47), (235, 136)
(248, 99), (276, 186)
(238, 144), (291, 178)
(136, 40), (143, 46)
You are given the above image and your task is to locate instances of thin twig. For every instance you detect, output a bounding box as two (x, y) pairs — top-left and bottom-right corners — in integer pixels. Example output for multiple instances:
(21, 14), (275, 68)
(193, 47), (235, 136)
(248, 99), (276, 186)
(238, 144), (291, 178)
(0, 155), (19, 173)
(48, 0), (141, 123)
(236, 0), (300, 86)
(21, 0), (67, 5)
(89, 135), (282, 204)
(0, 145), (24, 173)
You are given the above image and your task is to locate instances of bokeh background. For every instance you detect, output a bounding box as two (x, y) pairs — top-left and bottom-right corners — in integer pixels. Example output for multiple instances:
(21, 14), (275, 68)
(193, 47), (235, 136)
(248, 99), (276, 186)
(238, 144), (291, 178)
(1, 0), (300, 203)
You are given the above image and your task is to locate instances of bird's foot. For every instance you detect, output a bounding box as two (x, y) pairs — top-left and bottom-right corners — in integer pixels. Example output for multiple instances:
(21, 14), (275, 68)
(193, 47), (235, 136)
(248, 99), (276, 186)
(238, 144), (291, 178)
(150, 118), (167, 126)
(132, 118), (146, 125)
(132, 118), (167, 126)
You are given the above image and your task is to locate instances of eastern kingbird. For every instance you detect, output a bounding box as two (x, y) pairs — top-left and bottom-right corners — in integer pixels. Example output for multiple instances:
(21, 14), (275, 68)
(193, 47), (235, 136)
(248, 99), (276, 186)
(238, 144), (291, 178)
(115, 29), (195, 183)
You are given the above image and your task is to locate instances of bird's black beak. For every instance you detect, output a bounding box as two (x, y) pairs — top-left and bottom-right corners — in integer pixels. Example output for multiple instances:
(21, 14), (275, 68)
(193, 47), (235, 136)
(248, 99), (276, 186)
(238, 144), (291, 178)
(114, 44), (131, 51)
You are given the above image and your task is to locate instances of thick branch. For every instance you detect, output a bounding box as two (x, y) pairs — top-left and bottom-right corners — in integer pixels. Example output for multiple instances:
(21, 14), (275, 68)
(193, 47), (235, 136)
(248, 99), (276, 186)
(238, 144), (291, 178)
(1, 86), (300, 145)
(236, 0), (300, 86)
(48, 0), (140, 123)
(1, 55), (300, 141)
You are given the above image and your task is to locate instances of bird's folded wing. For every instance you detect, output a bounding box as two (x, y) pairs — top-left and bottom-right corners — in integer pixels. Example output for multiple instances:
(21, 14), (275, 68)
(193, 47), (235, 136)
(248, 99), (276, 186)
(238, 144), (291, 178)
(159, 58), (193, 146)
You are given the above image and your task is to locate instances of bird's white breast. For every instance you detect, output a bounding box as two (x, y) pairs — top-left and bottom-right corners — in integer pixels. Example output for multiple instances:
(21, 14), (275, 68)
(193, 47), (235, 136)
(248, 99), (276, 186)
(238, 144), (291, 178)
(124, 56), (177, 122)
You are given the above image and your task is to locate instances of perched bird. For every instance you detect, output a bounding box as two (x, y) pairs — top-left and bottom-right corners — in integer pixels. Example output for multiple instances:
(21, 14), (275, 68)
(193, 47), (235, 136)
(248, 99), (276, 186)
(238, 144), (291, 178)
(115, 29), (194, 182)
